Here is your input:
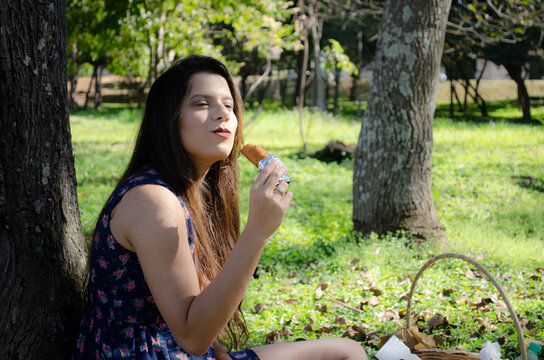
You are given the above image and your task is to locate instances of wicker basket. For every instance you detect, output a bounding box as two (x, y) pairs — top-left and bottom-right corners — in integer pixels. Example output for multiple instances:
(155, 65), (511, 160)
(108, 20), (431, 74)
(404, 253), (527, 360)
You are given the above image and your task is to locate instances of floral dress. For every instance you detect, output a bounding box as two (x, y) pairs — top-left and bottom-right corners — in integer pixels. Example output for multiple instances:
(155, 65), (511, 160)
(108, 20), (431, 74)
(72, 166), (259, 360)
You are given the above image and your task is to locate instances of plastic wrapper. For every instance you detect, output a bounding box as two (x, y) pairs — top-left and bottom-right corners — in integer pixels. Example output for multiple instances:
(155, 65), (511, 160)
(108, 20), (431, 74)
(258, 154), (291, 184)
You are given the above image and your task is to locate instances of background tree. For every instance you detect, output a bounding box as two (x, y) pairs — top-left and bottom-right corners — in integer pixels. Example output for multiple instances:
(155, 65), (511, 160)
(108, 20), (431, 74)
(352, 0), (450, 242)
(483, 27), (543, 122)
(447, 0), (544, 122)
(0, 0), (88, 358)
(322, 39), (358, 114)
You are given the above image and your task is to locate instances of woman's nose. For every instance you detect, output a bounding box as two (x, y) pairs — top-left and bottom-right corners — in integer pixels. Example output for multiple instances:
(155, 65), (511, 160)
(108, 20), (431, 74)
(213, 105), (230, 121)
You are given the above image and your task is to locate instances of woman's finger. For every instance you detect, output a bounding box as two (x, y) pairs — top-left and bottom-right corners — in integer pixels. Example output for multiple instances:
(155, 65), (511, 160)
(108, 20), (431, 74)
(254, 159), (281, 185)
(262, 164), (288, 190)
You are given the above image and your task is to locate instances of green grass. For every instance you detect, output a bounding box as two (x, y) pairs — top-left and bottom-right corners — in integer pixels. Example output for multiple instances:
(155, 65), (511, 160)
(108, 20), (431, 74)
(70, 102), (544, 358)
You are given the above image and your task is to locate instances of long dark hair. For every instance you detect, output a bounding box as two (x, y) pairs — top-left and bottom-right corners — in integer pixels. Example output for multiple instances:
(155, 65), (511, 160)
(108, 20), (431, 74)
(115, 55), (247, 349)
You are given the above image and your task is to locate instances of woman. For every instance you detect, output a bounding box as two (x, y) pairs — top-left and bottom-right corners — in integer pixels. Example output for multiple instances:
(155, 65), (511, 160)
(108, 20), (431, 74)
(73, 55), (367, 360)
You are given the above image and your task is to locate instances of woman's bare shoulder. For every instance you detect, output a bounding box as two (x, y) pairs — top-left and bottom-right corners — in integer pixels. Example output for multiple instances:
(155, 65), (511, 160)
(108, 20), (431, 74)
(111, 184), (187, 250)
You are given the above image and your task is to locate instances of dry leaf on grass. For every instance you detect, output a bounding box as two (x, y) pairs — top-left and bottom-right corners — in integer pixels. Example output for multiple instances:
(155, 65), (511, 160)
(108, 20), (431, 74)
(315, 304), (328, 313)
(265, 330), (281, 343)
(315, 287), (323, 299)
(379, 309), (400, 321)
(288, 315), (300, 325)
(349, 258), (360, 265)
(342, 325), (367, 340)
(254, 303), (268, 314)
(280, 327), (293, 336)
(359, 296), (381, 307)
(470, 297), (493, 312)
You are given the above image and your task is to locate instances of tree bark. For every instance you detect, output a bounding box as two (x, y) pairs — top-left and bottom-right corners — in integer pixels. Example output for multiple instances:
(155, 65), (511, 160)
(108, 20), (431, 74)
(504, 64), (532, 122)
(353, 0), (449, 242)
(308, 1), (325, 112)
(0, 0), (88, 358)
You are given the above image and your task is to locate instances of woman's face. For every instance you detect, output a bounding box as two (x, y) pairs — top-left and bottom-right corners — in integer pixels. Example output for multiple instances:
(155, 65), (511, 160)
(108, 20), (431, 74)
(179, 72), (238, 172)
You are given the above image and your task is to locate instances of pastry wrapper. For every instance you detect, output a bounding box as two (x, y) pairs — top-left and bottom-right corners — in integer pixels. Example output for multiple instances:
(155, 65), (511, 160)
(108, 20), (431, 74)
(258, 154), (291, 184)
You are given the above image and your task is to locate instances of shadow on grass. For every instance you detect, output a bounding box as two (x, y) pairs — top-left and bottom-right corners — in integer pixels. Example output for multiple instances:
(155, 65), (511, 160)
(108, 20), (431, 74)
(513, 175), (544, 193)
(70, 104), (142, 123)
(435, 100), (544, 125)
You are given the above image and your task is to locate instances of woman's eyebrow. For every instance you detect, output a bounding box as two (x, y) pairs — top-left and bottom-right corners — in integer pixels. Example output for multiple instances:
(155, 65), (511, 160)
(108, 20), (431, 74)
(190, 94), (234, 101)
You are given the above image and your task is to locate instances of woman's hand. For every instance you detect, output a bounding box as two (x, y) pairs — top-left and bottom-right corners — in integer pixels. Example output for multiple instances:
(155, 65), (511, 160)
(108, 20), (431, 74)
(244, 159), (293, 241)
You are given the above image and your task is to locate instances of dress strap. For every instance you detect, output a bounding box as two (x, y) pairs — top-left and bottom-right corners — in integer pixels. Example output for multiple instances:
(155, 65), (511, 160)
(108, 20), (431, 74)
(104, 166), (196, 258)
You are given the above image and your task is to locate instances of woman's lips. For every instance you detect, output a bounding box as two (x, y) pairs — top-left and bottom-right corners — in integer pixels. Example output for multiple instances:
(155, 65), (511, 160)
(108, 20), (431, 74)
(212, 128), (232, 138)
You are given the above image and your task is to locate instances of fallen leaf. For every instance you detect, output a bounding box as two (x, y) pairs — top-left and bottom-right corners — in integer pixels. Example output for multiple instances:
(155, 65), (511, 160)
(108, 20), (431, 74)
(303, 324), (313, 332)
(284, 299), (298, 304)
(433, 334), (445, 346)
(318, 283), (329, 291)
(359, 297), (380, 307)
(463, 268), (484, 279)
(320, 325), (333, 334)
(280, 327), (293, 336)
(349, 258), (361, 265)
(369, 286), (383, 296)
(315, 304), (328, 313)
(470, 298), (492, 312)
(334, 316), (347, 325)
(470, 325), (486, 338)
(379, 309), (400, 321)
(315, 287), (323, 299)
(288, 315), (300, 325)
(397, 274), (412, 283)
(475, 316), (498, 330)
(427, 313), (450, 331)
(456, 295), (469, 305)
(342, 326), (358, 338)
(463, 268), (477, 279)
(494, 300), (507, 312)
(265, 330), (281, 343)
(254, 303), (268, 314)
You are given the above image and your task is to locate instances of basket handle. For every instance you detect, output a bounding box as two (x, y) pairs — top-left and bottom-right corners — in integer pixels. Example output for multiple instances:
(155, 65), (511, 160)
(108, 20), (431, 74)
(405, 253), (527, 360)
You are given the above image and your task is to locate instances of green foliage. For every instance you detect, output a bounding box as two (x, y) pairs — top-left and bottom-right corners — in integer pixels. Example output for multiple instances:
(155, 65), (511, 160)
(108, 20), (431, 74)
(323, 39), (358, 75)
(67, 0), (296, 80)
(71, 103), (544, 358)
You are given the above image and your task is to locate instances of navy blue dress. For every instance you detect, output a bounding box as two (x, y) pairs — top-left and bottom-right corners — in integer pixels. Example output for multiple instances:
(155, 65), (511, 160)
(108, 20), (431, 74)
(72, 166), (259, 360)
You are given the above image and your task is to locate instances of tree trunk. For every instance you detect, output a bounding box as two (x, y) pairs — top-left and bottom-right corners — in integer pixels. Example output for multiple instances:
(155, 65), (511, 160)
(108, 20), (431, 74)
(353, 0), (449, 242)
(0, 0), (88, 358)
(298, 11), (310, 151)
(357, 30), (364, 118)
(350, 74), (358, 102)
(93, 65), (103, 110)
(68, 74), (79, 109)
(504, 64), (532, 122)
(83, 65), (96, 110)
(308, 2), (325, 112)
(449, 79), (454, 119)
(293, 50), (304, 106)
(333, 63), (340, 114)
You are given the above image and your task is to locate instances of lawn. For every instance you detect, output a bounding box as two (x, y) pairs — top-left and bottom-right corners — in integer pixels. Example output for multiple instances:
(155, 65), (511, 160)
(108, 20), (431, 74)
(70, 101), (544, 358)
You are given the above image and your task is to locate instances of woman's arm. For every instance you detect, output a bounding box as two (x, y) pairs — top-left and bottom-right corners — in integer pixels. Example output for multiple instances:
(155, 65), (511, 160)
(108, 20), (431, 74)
(110, 160), (291, 356)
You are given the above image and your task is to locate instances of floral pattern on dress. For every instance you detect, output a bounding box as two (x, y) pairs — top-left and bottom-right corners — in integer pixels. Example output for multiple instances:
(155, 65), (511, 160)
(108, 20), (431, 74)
(72, 166), (260, 360)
